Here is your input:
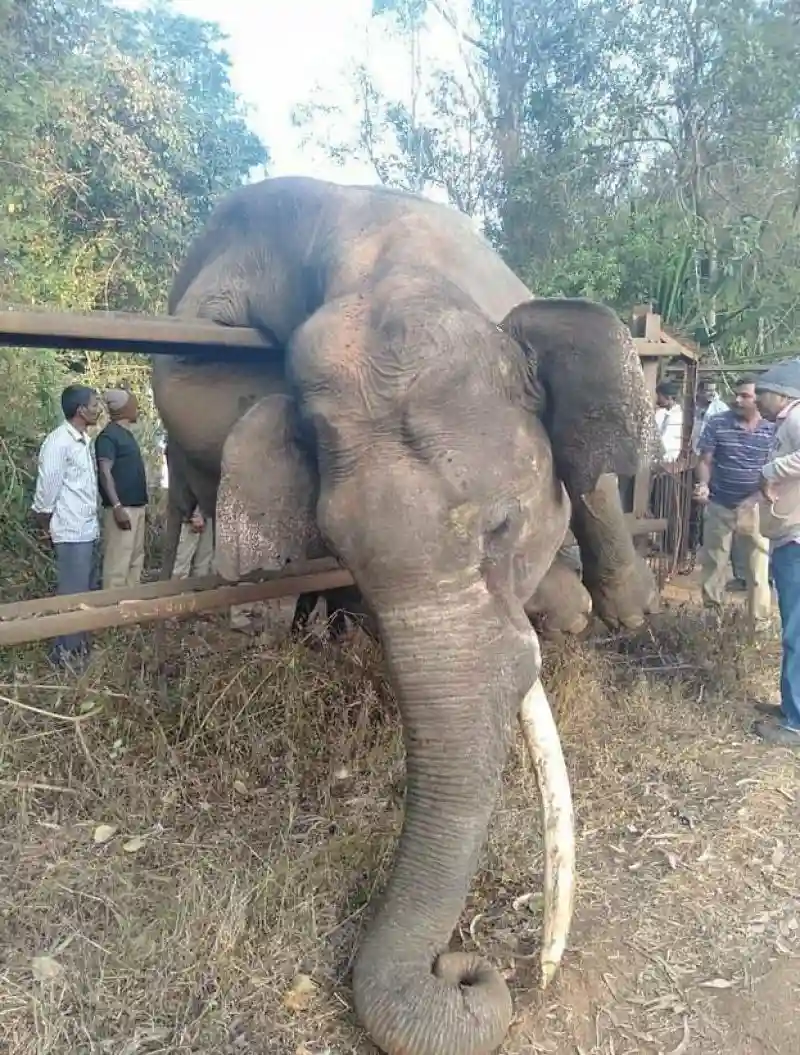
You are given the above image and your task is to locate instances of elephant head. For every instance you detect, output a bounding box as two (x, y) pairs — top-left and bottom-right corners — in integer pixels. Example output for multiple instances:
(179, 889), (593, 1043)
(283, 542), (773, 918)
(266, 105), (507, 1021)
(157, 175), (661, 1055)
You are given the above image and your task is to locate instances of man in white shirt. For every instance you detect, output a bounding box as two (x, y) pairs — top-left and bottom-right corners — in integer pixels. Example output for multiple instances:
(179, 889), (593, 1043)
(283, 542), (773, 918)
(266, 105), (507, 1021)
(655, 382), (684, 466)
(32, 384), (101, 666)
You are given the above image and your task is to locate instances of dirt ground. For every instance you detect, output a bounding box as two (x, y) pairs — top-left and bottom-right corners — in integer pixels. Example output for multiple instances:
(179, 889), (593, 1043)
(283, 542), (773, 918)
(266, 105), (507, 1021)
(0, 582), (798, 1055)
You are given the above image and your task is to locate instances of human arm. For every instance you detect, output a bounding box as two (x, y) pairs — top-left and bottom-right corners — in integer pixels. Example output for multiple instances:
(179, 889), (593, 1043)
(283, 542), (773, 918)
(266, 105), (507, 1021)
(31, 433), (67, 533)
(693, 419), (717, 501)
(95, 434), (131, 530)
(762, 414), (800, 484)
(188, 506), (205, 533)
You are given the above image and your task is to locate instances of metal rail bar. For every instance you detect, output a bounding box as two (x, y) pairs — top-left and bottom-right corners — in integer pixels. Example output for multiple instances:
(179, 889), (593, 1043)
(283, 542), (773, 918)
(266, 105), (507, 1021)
(0, 561), (355, 647)
(0, 307), (277, 357)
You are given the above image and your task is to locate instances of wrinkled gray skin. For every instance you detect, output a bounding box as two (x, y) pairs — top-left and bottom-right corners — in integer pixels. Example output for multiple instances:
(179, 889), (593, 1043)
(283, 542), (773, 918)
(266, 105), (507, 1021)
(152, 176), (660, 1055)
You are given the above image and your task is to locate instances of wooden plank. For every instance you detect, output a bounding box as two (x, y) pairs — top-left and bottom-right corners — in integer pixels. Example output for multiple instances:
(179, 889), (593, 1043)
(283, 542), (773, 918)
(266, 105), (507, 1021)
(630, 304), (654, 337)
(695, 363), (770, 374)
(631, 465), (654, 520)
(0, 307), (276, 357)
(633, 336), (698, 361)
(0, 558), (346, 622)
(0, 564), (356, 648)
(627, 517), (668, 537)
(644, 311), (662, 342)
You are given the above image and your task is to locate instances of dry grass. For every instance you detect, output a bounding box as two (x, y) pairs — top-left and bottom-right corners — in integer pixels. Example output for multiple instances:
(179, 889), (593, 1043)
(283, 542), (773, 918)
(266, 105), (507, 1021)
(0, 600), (798, 1055)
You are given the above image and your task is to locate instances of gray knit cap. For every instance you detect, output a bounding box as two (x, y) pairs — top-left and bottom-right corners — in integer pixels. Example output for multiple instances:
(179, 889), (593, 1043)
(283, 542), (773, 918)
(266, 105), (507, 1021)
(755, 358), (800, 399)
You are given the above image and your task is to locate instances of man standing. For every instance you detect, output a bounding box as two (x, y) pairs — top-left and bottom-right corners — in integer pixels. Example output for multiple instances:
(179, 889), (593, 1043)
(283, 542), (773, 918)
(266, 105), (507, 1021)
(173, 506), (215, 579)
(694, 376), (774, 629)
(95, 389), (148, 590)
(655, 381), (684, 466)
(31, 384), (101, 666)
(689, 381), (730, 554)
(751, 361), (800, 748)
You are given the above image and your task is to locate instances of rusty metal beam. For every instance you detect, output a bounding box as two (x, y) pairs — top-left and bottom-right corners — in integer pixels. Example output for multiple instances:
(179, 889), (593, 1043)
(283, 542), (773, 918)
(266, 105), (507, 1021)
(0, 560), (355, 648)
(0, 307), (276, 357)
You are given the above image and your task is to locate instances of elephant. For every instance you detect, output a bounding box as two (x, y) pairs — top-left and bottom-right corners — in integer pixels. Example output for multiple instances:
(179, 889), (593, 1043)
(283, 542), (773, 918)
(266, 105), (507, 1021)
(151, 175), (661, 1055)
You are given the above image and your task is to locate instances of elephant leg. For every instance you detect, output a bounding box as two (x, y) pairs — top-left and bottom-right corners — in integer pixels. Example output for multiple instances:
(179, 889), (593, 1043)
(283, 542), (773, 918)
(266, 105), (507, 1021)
(571, 473), (659, 629)
(285, 294), (575, 1055)
(214, 394), (325, 576)
(501, 298), (662, 629)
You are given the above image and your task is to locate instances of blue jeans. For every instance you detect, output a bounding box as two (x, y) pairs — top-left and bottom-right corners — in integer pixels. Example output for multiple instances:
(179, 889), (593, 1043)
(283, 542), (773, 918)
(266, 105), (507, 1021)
(51, 540), (100, 661)
(770, 541), (800, 730)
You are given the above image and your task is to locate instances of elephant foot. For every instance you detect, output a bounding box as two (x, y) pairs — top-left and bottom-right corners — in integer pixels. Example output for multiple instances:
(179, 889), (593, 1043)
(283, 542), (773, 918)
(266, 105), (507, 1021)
(525, 558), (593, 638)
(586, 554), (659, 630)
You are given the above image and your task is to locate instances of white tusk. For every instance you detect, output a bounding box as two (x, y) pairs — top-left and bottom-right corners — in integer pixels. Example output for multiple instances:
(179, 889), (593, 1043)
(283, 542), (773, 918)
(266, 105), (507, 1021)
(518, 675), (576, 990)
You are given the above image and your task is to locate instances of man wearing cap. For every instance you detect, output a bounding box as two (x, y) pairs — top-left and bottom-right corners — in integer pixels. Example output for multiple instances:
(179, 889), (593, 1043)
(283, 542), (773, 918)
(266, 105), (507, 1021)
(95, 388), (149, 590)
(752, 359), (800, 747)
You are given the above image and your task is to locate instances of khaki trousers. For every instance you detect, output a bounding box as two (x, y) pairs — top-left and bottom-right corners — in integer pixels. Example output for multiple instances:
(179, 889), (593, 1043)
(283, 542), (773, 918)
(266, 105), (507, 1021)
(102, 506), (147, 590)
(700, 501), (771, 626)
(173, 522), (215, 579)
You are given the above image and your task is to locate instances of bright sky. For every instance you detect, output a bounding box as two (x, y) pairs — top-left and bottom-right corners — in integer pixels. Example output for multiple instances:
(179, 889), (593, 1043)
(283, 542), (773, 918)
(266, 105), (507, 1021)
(117, 0), (466, 189)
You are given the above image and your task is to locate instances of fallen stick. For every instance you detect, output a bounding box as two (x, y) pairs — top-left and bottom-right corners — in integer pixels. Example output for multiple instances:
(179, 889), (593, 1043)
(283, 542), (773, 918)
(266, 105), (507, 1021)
(0, 564), (356, 647)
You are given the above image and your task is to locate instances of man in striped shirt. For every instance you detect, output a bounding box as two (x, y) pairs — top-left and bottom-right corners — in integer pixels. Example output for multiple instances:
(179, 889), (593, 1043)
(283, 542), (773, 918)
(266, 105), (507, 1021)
(694, 376), (775, 629)
(32, 384), (101, 667)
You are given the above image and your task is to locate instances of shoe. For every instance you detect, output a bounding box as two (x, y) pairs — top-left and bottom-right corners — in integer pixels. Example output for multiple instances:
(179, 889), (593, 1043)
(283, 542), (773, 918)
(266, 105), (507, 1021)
(752, 701), (785, 718)
(753, 719), (800, 747)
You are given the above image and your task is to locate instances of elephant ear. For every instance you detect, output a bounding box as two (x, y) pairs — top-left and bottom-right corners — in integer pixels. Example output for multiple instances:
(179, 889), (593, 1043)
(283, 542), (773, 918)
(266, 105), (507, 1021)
(215, 394), (325, 580)
(501, 298), (662, 498)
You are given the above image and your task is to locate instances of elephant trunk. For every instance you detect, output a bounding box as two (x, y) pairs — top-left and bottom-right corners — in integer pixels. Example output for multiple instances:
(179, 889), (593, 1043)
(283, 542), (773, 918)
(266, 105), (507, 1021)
(353, 588), (574, 1055)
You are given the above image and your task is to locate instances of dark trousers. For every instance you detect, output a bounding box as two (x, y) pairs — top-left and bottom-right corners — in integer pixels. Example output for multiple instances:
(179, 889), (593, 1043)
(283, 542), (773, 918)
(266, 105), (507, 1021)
(51, 540), (99, 661)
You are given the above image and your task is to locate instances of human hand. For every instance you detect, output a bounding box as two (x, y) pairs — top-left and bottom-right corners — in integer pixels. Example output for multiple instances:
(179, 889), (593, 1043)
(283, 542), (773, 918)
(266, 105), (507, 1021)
(759, 476), (777, 503)
(693, 482), (710, 504)
(189, 510), (205, 533)
(113, 504), (132, 530)
(32, 511), (53, 547)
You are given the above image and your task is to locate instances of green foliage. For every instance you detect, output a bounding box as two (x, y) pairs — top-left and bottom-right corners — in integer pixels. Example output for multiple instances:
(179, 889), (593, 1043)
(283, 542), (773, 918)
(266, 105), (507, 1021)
(0, 346), (66, 598)
(297, 0), (800, 362)
(0, 0), (268, 600)
(1, 0), (266, 316)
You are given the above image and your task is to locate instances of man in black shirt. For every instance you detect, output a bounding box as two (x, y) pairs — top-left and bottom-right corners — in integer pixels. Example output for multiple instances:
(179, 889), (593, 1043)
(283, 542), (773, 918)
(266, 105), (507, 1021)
(95, 388), (149, 589)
